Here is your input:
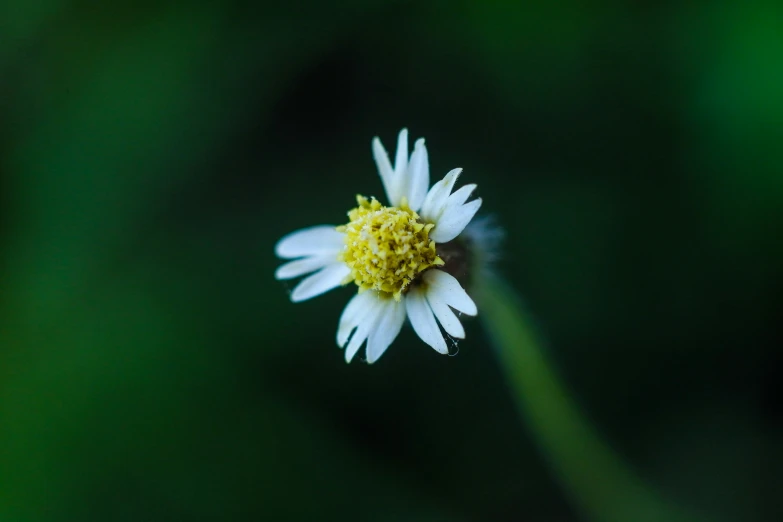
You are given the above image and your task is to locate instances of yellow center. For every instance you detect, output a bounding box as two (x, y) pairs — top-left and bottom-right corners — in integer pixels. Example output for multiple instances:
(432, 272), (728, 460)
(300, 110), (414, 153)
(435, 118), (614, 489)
(337, 195), (444, 300)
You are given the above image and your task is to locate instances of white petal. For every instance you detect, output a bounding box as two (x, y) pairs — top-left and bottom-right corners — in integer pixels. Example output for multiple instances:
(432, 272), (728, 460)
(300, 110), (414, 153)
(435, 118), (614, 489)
(420, 168), (462, 223)
(423, 269), (477, 316)
(430, 198), (482, 243)
(393, 128), (409, 177)
(406, 138), (429, 212)
(373, 136), (397, 205)
(290, 263), (350, 303)
(275, 255), (337, 280)
(366, 298), (406, 363)
(405, 286), (447, 354)
(337, 290), (377, 347)
(425, 291), (465, 339)
(344, 296), (385, 363)
(444, 183), (476, 208)
(388, 130), (409, 207)
(275, 226), (344, 259)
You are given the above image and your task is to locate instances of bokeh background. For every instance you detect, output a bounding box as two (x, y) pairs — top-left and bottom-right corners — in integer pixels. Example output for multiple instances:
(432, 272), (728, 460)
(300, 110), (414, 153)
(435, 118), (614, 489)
(2, 1), (782, 521)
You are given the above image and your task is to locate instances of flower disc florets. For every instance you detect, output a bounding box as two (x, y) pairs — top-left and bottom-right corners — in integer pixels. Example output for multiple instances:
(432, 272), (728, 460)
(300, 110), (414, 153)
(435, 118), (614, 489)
(338, 195), (444, 300)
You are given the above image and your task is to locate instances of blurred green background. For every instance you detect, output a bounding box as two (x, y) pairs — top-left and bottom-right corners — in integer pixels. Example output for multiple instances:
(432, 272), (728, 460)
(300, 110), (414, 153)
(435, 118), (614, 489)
(1, 1), (781, 521)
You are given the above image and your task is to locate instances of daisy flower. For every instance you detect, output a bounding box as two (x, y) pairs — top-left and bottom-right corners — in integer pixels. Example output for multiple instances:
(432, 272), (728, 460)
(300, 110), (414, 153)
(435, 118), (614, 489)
(274, 128), (483, 363)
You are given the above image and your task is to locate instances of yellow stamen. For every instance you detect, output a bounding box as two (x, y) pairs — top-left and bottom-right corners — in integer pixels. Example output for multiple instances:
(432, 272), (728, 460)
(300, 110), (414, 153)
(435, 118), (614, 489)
(337, 195), (444, 301)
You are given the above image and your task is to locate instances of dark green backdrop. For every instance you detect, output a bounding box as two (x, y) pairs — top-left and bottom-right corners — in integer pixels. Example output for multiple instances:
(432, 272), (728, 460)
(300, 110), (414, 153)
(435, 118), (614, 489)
(1, 1), (781, 521)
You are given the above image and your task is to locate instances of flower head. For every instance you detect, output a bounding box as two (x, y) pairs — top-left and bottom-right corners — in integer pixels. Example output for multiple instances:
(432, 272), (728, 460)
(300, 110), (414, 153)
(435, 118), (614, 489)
(275, 128), (483, 363)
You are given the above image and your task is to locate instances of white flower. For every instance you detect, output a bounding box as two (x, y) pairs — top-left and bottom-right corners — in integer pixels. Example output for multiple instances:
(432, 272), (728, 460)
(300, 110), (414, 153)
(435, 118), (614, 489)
(274, 128), (482, 363)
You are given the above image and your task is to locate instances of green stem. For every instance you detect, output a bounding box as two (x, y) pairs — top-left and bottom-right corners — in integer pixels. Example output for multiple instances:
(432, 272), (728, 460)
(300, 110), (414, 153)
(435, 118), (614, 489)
(479, 274), (707, 522)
